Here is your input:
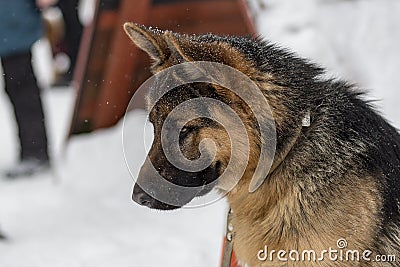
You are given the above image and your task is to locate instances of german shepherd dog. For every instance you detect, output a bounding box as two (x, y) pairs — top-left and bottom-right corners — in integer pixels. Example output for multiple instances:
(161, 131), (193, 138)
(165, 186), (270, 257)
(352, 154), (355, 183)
(124, 23), (400, 266)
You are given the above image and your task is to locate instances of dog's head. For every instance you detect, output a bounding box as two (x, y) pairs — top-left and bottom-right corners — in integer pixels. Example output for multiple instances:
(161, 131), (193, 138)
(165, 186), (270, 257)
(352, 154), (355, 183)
(124, 23), (279, 210)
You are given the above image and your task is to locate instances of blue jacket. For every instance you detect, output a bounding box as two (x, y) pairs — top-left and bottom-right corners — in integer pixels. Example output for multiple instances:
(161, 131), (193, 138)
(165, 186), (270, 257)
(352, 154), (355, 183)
(0, 0), (44, 57)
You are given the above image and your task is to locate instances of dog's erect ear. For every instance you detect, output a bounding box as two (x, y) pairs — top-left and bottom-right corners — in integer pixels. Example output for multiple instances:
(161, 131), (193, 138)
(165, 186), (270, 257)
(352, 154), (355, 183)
(123, 22), (169, 66)
(164, 32), (193, 63)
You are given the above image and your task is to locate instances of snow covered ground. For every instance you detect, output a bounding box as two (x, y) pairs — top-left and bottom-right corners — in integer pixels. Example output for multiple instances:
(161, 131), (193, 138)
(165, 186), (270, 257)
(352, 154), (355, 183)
(1, 0), (399, 266)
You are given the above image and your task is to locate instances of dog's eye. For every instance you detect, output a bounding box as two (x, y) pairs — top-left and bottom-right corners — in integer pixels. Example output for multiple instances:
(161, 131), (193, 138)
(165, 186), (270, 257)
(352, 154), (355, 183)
(180, 126), (197, 138)
(181, 127), (189, 134)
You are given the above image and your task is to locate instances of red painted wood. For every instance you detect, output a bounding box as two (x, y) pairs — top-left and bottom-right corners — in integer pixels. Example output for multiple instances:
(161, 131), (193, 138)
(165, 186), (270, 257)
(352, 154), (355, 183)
(92, 0), (151, 129)
(69, 0), (257, 135)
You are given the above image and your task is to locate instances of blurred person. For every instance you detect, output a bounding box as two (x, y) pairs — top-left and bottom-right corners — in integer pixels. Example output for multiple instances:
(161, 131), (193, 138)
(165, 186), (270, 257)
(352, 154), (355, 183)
(0, 0), (57, 178)
(52, 0), (83, 86)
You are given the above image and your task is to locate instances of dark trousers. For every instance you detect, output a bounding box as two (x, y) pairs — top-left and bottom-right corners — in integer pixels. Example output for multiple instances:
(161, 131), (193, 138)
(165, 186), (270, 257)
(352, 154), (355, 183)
(1, 51), (49, 161)
(57, 0), (83, 76)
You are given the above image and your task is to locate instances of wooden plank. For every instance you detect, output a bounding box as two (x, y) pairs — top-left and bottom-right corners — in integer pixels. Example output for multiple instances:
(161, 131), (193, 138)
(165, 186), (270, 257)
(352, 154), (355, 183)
(92, 0), (151, 129)
(238, 0), (257, 35)
(69, 0), (120, 134)
(69, 0), (103, 134)
(150, 0), (254, 34)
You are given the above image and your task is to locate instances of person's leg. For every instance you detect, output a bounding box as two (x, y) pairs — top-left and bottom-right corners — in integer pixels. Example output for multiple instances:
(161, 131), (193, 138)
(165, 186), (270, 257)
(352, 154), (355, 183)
(1, 51), (49, 163)
(57, 0), (83, 77)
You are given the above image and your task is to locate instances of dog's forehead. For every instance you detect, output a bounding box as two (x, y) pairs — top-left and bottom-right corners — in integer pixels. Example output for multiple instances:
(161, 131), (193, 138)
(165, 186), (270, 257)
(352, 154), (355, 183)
(146, 69), (183, 107)
(147, 92), (212, 128)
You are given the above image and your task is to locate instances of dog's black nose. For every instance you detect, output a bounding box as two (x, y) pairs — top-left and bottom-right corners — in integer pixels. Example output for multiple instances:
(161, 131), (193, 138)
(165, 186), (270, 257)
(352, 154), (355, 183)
(132, 185), (154, 208)
(133, 192), (154, 207)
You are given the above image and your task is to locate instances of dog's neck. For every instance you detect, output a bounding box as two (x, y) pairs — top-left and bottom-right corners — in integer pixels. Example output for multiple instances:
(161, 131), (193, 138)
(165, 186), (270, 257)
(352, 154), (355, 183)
(266, 110), (310, 178)
(267, 123), (304, 179)
(225, 118), (310, 264)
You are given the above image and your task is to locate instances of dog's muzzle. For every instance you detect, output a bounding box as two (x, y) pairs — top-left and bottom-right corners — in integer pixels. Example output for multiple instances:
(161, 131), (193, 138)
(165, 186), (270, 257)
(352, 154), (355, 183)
(132, 157), (191, 210)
